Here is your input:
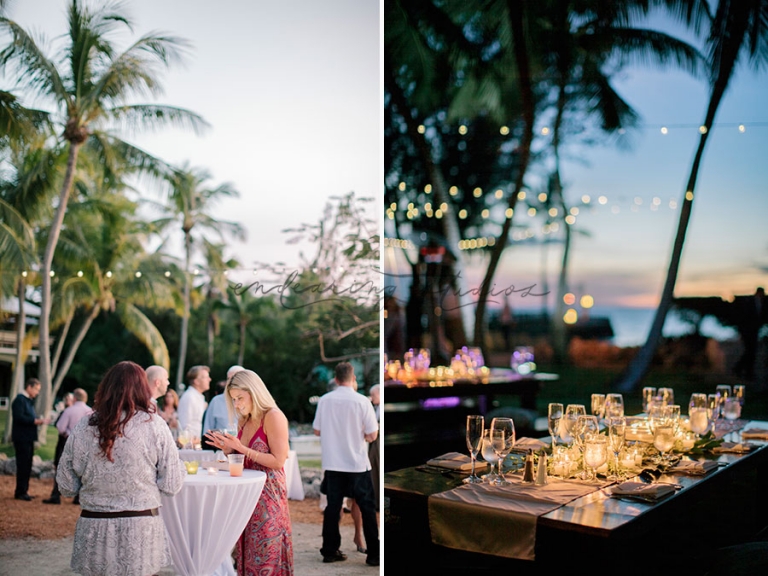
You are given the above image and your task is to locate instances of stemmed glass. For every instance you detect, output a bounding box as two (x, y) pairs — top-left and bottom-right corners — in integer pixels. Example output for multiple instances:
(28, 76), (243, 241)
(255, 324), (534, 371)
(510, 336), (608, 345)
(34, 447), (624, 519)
(464, 415), (484, 484)
(574, 415), (599, 479)
(480, 430), (499, 484)
(653, 423), (676, 465)
(689, 393), (709, 437)
(584, 435), (608, 482)
(658, 387), (675, 406)
(547, 403), (563, 452)
(722, 397), (742, 421)
(490, 417), (516, 486)
(591, 394), (606, 422)
(708, 393), (720, 434)
(642, 387), (657, 413)
(607, 416), (626, 481)
(734, 385), (746, 408)
(605, 393), (624, 418)
(563, 404), (586, 447)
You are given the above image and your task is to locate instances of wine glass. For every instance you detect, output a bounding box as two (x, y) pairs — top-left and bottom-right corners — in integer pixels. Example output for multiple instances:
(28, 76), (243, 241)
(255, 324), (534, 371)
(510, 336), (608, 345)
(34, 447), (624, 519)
(607, 416), (626, 481)
(547, 403), (563, 452)
(464, 415), (484, 484)
(658, 387), (675, 406)
(689, 406), (710, 437)
(722, 397), (741, 421)
(642, 387), (657, 413)
(490, 417), (516, 485)
(480, 430), (499, 484)
(689, 393), (707, 415)
(574, 415), (599, 479)
(733, 384), (745, 408)
(563, 404), (586, 447)
(591, 394), (606, 421)
(663, 404), (681, 433)
(708, 393), (720, 434)
(653, 423), (676, 465)
(584, 435), (608, 482)
(605, 393), (624, 418)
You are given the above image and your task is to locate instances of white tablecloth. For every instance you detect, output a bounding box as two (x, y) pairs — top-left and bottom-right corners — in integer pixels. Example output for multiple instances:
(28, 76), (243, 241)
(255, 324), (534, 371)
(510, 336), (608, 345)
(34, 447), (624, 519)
(160, 469), (266, 576)
(285, 450), (304, 501)
(178, 449), (215, 462)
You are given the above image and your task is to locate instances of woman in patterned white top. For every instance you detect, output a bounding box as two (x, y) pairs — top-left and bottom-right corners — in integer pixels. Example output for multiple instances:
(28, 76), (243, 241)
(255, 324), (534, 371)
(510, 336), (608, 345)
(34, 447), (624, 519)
(57, 361), (185, 576)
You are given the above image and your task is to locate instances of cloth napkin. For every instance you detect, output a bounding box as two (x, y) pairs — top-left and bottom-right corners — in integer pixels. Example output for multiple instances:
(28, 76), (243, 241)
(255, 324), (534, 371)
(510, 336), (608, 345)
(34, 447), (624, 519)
(426, 452), (488, 471)
(712, 441), (752, 454)
(611, 482), (676, 501)
(667, 460), (719, 475)
(741, 428), (768, 441)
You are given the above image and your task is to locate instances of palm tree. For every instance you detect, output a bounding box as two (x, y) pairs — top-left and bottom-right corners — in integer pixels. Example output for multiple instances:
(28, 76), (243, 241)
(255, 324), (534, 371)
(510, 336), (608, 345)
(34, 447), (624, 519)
(199, 239), (239, 367)
(618, 0), (768, 391)
(0, 0), (208, 420)
(155, 164), (245, 389)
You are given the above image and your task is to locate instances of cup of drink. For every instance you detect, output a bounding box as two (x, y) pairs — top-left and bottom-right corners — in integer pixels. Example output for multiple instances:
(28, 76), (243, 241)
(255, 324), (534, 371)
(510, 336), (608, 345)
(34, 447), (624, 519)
(228, 453), (245, 477)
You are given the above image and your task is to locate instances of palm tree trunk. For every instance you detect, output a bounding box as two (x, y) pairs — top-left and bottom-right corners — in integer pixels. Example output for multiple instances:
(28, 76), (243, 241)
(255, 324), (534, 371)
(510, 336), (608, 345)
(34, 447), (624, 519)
(385, 58), (473, 344)
(552, 171), (571, 363)
(473, 0), (534, 350)
(37, 141), (82, 443)
(51, 304), (100, 397)
(51, 311), (74, 377)
(616, 84), (724, 392)
(207, 312), (215, 367)
(176, 232), (192, 390)
(3, 276), (26, 443)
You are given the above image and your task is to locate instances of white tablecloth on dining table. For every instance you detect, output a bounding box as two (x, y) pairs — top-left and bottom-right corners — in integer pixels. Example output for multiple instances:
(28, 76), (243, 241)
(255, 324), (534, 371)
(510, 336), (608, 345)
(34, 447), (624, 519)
(285, 450), (304, 500)
(160, 469), (266, 576)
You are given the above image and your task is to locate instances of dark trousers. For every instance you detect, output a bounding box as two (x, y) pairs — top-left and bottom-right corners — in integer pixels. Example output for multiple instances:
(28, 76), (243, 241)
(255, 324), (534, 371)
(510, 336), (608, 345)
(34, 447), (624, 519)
(49, 434), (67, 499)
(13, 439), (34, 497)
(321, 470), (379, 560)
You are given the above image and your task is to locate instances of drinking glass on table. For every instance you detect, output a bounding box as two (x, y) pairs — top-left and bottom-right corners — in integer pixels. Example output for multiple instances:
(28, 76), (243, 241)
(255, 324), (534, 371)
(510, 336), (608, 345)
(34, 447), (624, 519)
(658, 387), (675, 407)
(605, 393), (624, 418)
(642, 387), (657, 413)
(490, 417), (516, 485)
(607, 416), (626, 481)
(547, 403), (564, 452)
(574, 416), (599, 480)
(723, 397), (742, 421)
(653, 423), (676, 464)
(708, 393), (720, 433)
(584, 435), (608, 482)
(480, 430), (499, 484)
(733, 384), (745, 408)
(663, 404), (681, 433)
(563, 404), (586, 447)
(689, 406), (710, 437)
(464, 415), (485, 484)
(591, 394), (606, 421)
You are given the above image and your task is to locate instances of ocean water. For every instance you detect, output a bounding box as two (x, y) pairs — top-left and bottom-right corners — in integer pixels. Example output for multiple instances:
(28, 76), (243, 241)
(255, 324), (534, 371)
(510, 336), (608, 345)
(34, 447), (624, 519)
(590, 306), (738, 348)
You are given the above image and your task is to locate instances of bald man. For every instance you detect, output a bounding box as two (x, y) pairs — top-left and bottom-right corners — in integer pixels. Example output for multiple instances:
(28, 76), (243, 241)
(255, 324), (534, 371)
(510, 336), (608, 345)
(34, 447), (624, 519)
(146, 365), (170, 403)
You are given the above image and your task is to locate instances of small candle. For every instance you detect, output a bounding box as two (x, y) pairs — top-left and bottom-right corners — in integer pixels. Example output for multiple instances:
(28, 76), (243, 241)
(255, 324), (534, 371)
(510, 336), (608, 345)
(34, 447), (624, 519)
(207, 467), (219, 475)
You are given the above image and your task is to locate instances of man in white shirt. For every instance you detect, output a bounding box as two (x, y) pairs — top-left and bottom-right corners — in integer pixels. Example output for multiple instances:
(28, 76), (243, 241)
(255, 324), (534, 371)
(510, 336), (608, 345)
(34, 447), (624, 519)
(145, 365), (170, 403)
(177, 365), (211, 439)
(201, 365), (243, 449)
(313, 362), (379, 567)
(44, 388), (93, 504)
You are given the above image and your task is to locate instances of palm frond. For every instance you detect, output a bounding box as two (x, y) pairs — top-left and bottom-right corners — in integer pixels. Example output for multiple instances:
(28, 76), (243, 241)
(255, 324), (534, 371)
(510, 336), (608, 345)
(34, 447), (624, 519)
(116, 301), (170, 368)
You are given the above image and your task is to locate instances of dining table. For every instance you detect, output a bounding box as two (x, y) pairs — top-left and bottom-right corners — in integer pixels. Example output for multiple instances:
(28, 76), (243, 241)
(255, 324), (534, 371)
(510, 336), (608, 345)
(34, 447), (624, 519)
(385, 419), (768, 575)
(160, 468), (266, 576)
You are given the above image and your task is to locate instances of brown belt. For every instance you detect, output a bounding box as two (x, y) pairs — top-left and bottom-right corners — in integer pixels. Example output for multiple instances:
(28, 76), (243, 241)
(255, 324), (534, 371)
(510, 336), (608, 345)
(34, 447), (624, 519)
(80, 508), (158, 519)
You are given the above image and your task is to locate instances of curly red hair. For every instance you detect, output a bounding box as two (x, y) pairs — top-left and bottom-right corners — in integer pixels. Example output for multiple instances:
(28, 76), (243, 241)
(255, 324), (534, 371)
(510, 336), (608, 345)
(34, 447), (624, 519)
(89, 361), (155, 462)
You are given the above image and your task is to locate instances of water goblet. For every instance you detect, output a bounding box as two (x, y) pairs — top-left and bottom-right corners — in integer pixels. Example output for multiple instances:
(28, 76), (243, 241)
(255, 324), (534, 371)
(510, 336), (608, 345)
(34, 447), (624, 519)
(547, 403), (563, 452)
(723, 397), (741, 421)
(605, 393), (624, 418)
(574, 415), (599, 479)
(689, 406), (710, 437)
(480, 430), (500, 484)
(584, 435), (608, 482)
(708, 393), (720, 434)
(653, 423), (676, 465)
(591, 394), (606, 421)
(607, 416), (626, 481)
(464, 415), (485, 484)
(663, 404), (681, 433)
(490, 417), (516, 485)
(689, 393), (707, 415)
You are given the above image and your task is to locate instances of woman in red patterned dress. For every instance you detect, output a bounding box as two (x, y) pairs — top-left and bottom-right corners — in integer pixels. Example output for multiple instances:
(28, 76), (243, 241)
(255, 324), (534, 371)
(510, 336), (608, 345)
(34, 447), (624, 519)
(206, 370), (293, 575)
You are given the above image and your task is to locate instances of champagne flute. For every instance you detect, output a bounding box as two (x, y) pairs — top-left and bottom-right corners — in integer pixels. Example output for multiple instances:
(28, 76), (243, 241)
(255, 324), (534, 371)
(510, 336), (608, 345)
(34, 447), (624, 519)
(591, 394), (606, 421)
(607, 416), (626, 481)
(480, 430), (499, 484)
(547, 403), (563, 452)
(490, 417), (516, 485)
(464, 415), (484, 484)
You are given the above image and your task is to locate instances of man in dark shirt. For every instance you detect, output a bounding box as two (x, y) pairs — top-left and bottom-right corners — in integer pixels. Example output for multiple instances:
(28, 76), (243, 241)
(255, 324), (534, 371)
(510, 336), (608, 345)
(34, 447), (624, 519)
(11, 378), (46, 501)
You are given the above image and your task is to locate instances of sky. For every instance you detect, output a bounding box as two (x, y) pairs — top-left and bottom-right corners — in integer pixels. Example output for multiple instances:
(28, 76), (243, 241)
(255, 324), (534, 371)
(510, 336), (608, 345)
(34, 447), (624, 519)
(4, 0), (381, 285)
(384, 10), (768, 317)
